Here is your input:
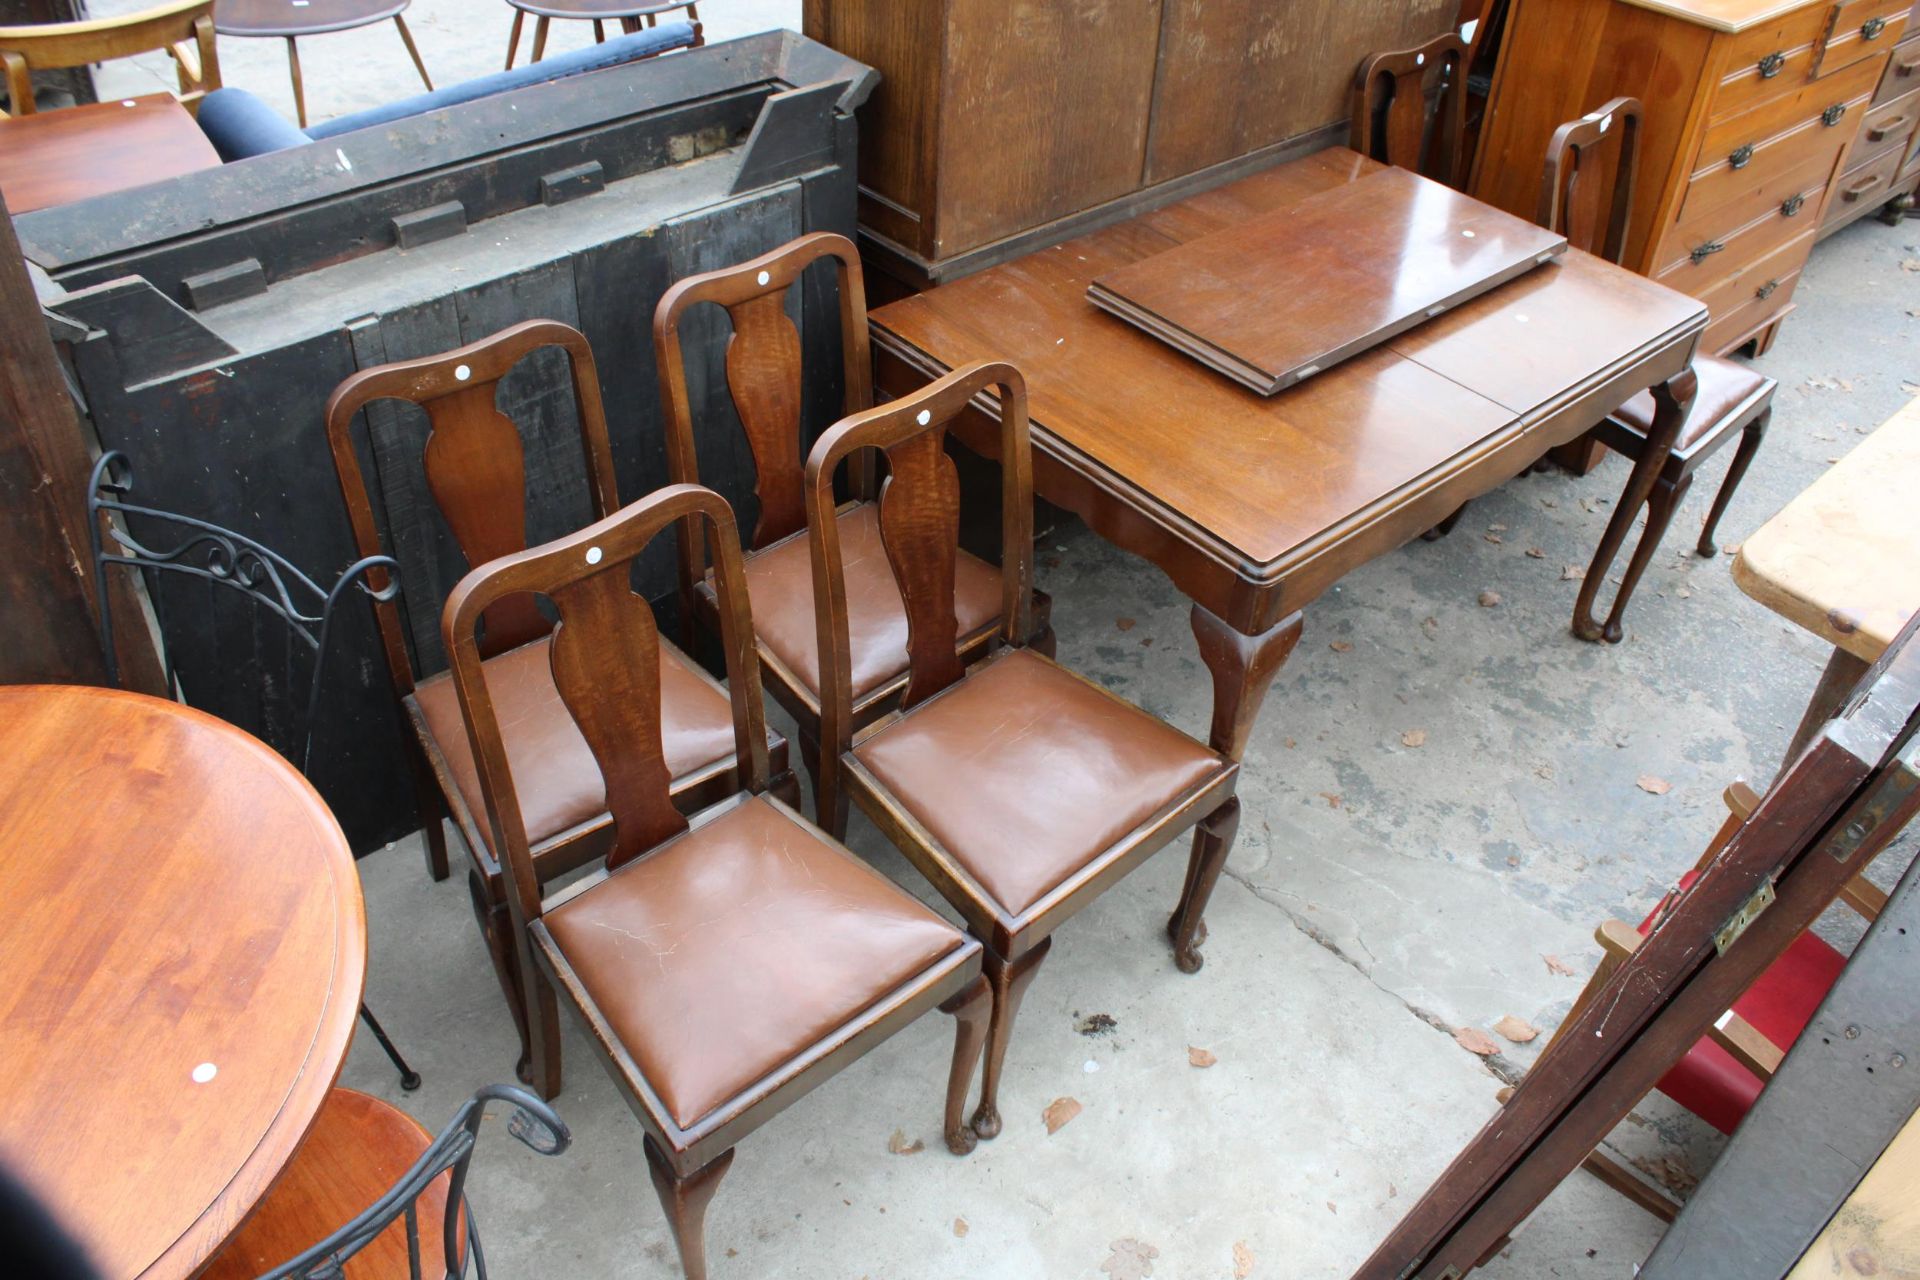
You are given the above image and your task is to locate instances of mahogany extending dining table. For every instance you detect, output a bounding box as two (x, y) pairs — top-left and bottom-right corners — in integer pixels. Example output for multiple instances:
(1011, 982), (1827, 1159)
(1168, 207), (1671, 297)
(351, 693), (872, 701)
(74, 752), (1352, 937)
(870, 147), (1710, 763)
(0, 684), (365, 1279)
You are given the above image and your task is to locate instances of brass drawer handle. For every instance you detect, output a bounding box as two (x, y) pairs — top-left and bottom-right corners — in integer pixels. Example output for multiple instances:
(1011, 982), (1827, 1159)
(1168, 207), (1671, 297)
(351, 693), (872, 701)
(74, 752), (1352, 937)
(1691, 240), (1726, 264)
(1758, 50), (1786, 78)
(1898, 54), (1920, 79)
(1781, 192), (1806, 216)
(1862, 16), (1887, 39)
(1823, 103), (1848, 127)
(1755, 279), (1779, 301)
(1867, 114), (1912, 142)
(1729, 143), (1755, 169)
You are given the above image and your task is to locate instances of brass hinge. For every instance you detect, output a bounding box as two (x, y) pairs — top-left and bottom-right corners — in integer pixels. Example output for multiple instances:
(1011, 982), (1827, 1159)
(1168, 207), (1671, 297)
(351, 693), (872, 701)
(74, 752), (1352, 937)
(1715, 880), (1776, 954)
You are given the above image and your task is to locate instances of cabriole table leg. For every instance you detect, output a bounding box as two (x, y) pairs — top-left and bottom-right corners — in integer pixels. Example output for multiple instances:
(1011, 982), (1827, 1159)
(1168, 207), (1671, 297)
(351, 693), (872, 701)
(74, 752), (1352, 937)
(1190, 605), (1304, 762)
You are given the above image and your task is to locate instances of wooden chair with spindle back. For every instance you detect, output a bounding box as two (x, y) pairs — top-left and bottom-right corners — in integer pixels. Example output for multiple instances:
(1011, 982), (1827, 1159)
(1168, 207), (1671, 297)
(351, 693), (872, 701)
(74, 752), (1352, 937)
(1350, 30), (1470, 188)
(1540, 98), (1777, 643)
(443, 483), (990, 1280)
(325, 319), (793, 1087)
(654, 231), (1051, 831)
(0, 0), (219, 116)
(811, 361), (1242, 1140)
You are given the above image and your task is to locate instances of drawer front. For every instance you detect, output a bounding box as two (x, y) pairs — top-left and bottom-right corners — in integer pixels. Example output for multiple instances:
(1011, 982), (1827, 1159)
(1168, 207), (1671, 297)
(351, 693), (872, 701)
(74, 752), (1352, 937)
(1815, 0), (1911, 77)
(1716, 5), (1837, 123)
(1666, 142), (1827, 268)
(1875, 37), (1920, 104)
(1660, 155), (1831, 276)
(1699, 54), (1884, 168)
(1852, 86), (1920, 163)
(1704, 265), (1802, 354)
(1679, 91), (1864, 227)
(1694, 228), (1815, 317)
(1825, 140), (1910, 215)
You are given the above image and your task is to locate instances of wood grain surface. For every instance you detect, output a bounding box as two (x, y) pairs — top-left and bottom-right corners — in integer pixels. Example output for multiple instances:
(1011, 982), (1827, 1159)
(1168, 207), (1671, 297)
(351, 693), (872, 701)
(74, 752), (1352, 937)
(0, 95), (219, 215)
(1733, 393), (1920, 661)
(0, 684), (365, 1280)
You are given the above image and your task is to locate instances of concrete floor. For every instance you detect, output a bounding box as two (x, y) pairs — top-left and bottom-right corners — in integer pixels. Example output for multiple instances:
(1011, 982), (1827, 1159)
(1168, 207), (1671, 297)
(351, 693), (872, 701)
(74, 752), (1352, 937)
(86, 4), (1920, 1275)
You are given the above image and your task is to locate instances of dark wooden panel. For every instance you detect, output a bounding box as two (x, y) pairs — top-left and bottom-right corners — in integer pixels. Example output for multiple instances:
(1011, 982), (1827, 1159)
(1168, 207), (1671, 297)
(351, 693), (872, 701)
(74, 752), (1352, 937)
(1145, 0), (1459, 185)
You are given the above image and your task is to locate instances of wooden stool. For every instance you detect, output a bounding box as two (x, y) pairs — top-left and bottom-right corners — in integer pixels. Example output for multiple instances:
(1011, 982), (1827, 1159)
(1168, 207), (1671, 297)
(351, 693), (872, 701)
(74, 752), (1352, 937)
(503, 0), (701, 69)
(213, 0), (432, 129)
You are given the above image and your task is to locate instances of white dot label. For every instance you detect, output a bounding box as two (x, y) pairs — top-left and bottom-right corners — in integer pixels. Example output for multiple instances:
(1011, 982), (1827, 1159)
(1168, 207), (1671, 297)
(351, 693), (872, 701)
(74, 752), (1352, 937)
(454, 364), (472, 381)
(192, 1062), (217, 1084)
(756, 270), (770, 286)
(915, 409), (931, 425)
(1416, 53), (1426, 66)
(1462, 229), (1476, 238)
(585, 546), (603, 565)
(121, 100), (136, 108)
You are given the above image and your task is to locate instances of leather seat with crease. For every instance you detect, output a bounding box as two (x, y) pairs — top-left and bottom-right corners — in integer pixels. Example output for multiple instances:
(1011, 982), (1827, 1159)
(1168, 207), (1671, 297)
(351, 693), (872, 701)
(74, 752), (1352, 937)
(654, 231), (1050, 832)
(810, 359), (1243, 1142)
(440, 482), (991, 1280)
(324, 319), (794, 1086)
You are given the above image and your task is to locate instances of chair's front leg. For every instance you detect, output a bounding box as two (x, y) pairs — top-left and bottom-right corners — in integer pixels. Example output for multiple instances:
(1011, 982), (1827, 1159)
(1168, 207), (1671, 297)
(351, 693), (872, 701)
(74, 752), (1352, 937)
(939, 974), (992, 1154)
(1598, 472), (1691, 642)
(1573, 367), (1695, 643)
(645, 1141), (734, 1280)
(1168, 796), (1241, 974)
(971, 936), (1052, 1140)
(1697, 407), (1769, 557)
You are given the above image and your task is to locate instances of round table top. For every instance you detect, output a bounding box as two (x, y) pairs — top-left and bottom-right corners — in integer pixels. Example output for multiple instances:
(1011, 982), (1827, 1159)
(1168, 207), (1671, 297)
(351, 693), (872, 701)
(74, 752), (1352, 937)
(0, 685), (365, 1280)
(215, 0), (412, 38)
(504, 0), (694, 19)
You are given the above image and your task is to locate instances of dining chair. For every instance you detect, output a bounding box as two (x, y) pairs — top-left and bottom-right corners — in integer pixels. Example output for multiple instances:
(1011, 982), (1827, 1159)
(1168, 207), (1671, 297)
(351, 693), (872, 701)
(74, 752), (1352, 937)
(198, 1083), (569, 1280)
(324, 319), (795, 1085)
(442, 482), (990, 1279)
(86, 449), (423, 1095)
(654, 231), (1051, 830)
(1349, 30), (1470, 188)
(0, 0), (218, 116)
(1541, 97), (1776, 643)
(1522, 781), (1887, 1220)
(810, 361), (1242, 1139)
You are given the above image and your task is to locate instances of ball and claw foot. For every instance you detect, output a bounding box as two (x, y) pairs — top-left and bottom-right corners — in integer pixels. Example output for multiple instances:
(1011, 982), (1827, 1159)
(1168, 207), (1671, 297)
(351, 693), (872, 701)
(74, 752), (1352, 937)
(1168, 915), (1209, 974)
(970, 1104), (1003, 1140)
(945, 1122), (979, 1156)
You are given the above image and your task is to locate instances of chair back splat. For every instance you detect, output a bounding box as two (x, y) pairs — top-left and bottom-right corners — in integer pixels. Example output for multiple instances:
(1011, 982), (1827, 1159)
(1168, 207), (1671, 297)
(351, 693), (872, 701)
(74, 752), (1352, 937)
(444, 485), (770, 879)
(805, 361), (1032, 745)
(326, 318), (618, 684)
(653, 230), (872, 552)
(1539, 96), (1642, 265)
(1349, 31), (1470, 188)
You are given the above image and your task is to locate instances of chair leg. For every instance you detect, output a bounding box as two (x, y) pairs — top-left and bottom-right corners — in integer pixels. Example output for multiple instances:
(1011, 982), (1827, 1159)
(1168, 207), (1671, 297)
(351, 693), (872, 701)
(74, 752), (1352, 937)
(1167, 796), (1241, 974)
(1696, 409), (1768, 557)
(358, 1003), (422, 1091)
(939, 974), (992, 1155)
(970, 936), (1053, 1140)
(393, 15), (433, 91)
(800, 726), (850, 840)
(1029, 588), (1057, 659)
(645, 1141), (734, 1280)
(768, 766), (803, 812)
(1597, 472), (1691, 643)
(531, 16), (551, 62)
(467, 870), (535, 1087)
(284, 36), (306, 129)
(504, 8), (524, 69)
(1420, 503), (1467, 541)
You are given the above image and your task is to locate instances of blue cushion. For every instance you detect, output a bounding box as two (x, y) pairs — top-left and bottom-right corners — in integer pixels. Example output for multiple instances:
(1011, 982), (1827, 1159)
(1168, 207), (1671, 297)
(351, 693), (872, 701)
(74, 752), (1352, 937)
(196, 87), (313, 161)
(307, 22), (698, 140)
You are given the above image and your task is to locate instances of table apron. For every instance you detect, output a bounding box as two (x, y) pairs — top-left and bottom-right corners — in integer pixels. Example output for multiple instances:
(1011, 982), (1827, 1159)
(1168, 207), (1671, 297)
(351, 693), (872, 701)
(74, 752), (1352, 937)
(874, 322), (1700, 637)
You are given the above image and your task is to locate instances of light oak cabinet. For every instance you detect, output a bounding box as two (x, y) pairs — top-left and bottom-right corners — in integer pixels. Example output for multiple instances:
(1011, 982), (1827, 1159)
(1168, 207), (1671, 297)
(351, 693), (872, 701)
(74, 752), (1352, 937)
(1820, 0), (1920, 234)
(1472, 0), (1910, 356)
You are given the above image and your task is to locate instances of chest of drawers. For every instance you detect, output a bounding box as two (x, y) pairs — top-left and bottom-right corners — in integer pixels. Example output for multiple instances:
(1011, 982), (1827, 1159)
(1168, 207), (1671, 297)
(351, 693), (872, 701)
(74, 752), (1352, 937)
(1820, 0), (1920, 235)
(1472, 0), (1910, 357)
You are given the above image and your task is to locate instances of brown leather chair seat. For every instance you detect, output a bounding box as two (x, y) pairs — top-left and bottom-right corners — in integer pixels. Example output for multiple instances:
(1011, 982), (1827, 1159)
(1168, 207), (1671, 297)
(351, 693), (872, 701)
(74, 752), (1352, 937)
(1609, 355), (1775, 456)
(539, 794), (972, 1130)
(853, 648), (1233, 922)
(412, 633), (739, 867)
(741, 502), (1004, 702)
(200, 1088), (459, 1280)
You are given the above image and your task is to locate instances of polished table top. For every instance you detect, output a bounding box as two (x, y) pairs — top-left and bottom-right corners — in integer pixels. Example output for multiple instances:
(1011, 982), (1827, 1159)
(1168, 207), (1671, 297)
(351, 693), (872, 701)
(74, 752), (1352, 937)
(1734, 393), (1920, 663)
(0, 95), (220, 216)
(872, 148), (1708, 617)
(0, 685), (365, 1280)
(215, 0), (411, 37)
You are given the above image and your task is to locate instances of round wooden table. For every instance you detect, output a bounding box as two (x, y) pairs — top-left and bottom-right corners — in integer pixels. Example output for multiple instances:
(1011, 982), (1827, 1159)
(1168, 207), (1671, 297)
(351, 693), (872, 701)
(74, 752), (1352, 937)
(502, 0), (700, 69)
(214, 0), (433, 127)
(0, 685), (365, 1280)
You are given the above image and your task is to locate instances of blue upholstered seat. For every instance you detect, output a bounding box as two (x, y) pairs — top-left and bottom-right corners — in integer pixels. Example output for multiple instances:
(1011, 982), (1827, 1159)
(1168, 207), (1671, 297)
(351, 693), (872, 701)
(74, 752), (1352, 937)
(197, 22), (698, 162)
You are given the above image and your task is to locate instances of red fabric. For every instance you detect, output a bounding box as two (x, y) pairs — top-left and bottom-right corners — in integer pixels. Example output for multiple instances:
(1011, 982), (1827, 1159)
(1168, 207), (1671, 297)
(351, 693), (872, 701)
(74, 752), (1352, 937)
(1635, 872), (1847, 1135)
